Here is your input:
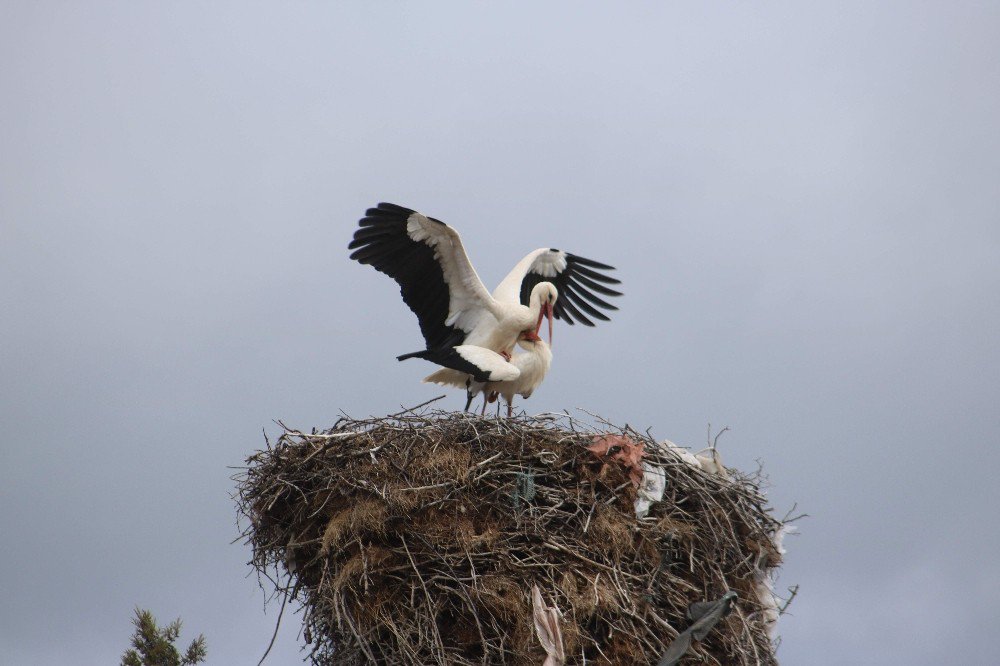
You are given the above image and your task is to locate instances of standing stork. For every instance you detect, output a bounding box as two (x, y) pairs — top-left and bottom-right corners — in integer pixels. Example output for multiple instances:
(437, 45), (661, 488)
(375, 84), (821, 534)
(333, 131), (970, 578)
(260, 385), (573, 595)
(348, 202), (621, 384)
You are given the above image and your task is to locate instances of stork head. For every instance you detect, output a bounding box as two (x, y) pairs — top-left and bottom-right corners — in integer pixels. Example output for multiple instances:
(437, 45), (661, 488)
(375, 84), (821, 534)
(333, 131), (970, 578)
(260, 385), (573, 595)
(518, 328), (542, 345)
(530, 282), (558, 345)
(516, 328), (543, 353)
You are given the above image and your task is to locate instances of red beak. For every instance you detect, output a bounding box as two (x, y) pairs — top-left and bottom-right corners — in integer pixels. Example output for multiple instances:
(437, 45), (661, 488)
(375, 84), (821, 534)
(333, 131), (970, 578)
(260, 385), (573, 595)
(535, 303), (554, 346)
(521, 330), (542, 342)
(547, 303), (553, 346)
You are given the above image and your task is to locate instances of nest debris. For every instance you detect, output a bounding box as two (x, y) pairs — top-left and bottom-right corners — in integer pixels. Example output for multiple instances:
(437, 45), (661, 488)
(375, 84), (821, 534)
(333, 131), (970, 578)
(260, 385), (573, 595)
(235, 408), (789, 665)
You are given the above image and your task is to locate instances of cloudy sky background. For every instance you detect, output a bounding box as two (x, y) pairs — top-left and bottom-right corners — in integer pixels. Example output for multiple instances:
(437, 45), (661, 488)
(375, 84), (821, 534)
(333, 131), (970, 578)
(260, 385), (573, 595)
(2, 2), (998, 664)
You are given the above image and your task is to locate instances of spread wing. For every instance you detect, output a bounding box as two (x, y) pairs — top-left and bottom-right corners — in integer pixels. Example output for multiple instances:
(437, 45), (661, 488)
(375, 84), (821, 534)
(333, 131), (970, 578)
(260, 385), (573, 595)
(494, 248), (622, 326)
(349, 203), (497, 349)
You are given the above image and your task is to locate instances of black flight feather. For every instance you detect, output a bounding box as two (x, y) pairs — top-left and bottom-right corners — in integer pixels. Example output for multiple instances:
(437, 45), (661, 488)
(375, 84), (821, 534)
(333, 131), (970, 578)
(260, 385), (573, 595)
(348, 202), (465, 350)
(518, 252), (622, 326)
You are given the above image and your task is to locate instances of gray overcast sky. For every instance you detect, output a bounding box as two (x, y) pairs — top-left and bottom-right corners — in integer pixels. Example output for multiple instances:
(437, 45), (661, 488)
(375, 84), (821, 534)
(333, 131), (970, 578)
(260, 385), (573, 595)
(2, 2), (998, 664)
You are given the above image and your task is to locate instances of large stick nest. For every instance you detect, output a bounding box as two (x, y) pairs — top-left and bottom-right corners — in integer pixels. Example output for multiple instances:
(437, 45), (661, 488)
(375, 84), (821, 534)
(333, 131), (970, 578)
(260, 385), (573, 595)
(235, 409), (787, 665)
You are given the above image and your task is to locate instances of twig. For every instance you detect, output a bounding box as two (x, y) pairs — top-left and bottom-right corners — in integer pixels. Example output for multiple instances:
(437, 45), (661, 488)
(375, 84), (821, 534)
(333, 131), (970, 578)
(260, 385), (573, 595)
(713, 426), (730, 450)
(389, 394), (447, 418)
(778, 584), (799, 614)
(256, 585), (288, 666)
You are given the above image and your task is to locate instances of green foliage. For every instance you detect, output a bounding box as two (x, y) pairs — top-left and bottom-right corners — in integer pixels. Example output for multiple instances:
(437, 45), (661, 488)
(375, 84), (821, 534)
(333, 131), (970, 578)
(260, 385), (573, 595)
(121, 608), (207, 666)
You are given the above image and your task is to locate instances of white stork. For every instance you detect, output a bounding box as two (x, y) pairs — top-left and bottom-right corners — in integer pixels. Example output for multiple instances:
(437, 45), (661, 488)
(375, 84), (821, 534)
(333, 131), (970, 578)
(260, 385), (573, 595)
(425, 329), (553, 416)
(348, 202), (621, 385)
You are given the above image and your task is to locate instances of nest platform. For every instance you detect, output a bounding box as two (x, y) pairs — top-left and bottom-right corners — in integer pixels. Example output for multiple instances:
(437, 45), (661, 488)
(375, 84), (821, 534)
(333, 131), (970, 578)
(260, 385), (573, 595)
(236, 409), (788, 665)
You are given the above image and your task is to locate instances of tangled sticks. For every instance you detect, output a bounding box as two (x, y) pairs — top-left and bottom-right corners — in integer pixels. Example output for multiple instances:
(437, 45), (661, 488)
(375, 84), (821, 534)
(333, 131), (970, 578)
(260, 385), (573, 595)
(235, 410), (788, 665)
